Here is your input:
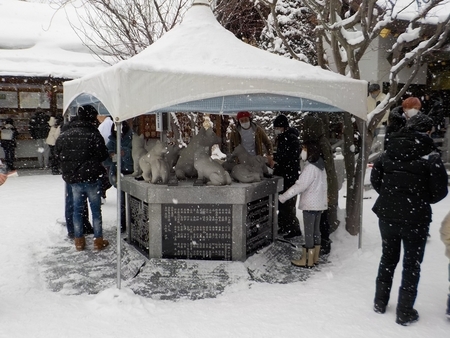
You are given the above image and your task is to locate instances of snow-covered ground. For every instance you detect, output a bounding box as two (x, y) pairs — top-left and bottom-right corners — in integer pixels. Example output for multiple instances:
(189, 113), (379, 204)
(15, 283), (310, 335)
(0, 172), (448, 337)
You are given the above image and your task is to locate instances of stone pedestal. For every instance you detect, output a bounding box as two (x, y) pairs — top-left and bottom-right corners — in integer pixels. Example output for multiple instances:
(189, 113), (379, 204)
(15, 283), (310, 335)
(121, 176), (283, 261)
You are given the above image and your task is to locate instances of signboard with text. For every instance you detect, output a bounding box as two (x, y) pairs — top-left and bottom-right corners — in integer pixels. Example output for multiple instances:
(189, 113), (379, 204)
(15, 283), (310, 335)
(161, 204), (233, 260)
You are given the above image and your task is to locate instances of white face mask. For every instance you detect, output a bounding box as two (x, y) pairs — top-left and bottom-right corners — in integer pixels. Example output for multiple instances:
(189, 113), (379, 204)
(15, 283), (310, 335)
(300, 149), (307, 161)
(405, 108), (419, 118)
(241, 122), (251, 129)
(274, 129), (283, 135)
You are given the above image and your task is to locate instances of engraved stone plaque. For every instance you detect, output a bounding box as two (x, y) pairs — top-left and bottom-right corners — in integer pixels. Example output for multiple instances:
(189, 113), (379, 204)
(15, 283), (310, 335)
(161, 204), (233, 260)
(129, 196), (150, 258)
(246, 196), (272, 256)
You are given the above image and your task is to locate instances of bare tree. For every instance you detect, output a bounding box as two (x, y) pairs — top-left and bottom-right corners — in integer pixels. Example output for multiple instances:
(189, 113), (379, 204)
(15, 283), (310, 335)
(50, 0), (190, 64)
(300, 0), (450, 234)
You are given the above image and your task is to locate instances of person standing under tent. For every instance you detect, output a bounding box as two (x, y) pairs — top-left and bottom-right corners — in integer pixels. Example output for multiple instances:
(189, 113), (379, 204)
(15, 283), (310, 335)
(29, 108), (50, 169)
(371, 114), (448, 326)
(228, 111), (274, 167)
(302, 113), (339, 256)
(278, 140), (328, 268)
(56, 105), (110, 251)
(58, 116), (94, 239)
(97, 115), (114, 202)
(272, 114), (301, 238)
(105, 121), (134, 233)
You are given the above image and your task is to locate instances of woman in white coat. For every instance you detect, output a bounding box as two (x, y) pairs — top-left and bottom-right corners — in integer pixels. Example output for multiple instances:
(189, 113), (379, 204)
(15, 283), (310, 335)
(279, 140), (328, 268)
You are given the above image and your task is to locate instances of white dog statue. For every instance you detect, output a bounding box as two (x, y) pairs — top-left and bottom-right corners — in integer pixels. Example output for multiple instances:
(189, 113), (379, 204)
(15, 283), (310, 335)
(175, 127), (221, 179)
(229, 144), (268, 179)
(131, 134), (148, 177)
(230, 164), (262, 183)
(194, 146), (232, 186)
(139, 141), (170, 184)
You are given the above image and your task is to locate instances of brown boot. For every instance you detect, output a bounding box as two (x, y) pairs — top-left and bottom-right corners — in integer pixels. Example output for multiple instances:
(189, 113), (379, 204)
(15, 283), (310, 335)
(74, 237), (85, 251)
(307, 247), (315, 268)
(291, 247), (308, 267)
(292, 246), (315, 268)
(93, 237), (109, 251)
(313, 245), (321, 265)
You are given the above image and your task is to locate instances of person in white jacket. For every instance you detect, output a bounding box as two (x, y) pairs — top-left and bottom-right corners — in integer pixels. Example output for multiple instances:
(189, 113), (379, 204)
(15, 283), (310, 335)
(279, 140), (327, 268)
(46, 115), (62, 175)
(440, 211), (450, 319)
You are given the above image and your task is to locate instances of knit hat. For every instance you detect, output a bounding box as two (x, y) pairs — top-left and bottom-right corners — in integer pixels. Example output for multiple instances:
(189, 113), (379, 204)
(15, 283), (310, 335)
(368, 83), (380, 93)
(402, 97), (421, 110)
(406, 114), (433, 132)
(78, 105), (98, 122)
(273, 114), (289, 128)
(236, 111), (251, 120)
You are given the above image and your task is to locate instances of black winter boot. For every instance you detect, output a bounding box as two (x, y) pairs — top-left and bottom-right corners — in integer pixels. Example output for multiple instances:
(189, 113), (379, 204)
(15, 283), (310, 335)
(320, 239), (332, 256)
(374, 280), (392, 314)
(396, 288), (419, 326)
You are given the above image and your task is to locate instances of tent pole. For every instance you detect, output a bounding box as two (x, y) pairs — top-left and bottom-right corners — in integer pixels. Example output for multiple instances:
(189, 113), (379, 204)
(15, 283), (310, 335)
(358, 120), (366, 249)
(115, 121), (122, 289)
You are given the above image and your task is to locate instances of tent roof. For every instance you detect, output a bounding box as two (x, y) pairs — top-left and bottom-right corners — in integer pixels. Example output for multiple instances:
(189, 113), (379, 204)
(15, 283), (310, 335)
(63, 0), (368, 121)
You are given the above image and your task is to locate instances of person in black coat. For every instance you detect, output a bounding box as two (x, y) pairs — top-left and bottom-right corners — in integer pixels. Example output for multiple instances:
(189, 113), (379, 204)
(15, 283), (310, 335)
(29, 108), (50, 169)
(58, 116), (94, 239)
(56, 105), (109, 251)
(385, 97), (422, 147)
(272, 114), (301, 238)
(371, 114), (448, 326)
(1, 118), (19, 172)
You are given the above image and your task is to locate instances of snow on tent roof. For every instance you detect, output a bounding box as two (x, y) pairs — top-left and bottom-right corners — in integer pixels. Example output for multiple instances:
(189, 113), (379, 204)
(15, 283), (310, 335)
(63, 0), (368, 121)
(0, 0), (109, 79)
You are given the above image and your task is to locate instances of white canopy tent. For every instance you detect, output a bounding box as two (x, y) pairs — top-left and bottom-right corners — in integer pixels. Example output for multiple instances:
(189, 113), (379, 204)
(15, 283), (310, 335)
(63, 0), (368, 120)
(62, 0), (369, 289)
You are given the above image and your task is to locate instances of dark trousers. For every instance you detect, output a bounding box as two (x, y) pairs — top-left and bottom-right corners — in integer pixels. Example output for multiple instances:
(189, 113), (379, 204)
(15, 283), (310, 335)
(1, 144), (15, 171)
(277, 195), (300, 235)
(49, 145), (60, 173)
(375, 219), (428, 302)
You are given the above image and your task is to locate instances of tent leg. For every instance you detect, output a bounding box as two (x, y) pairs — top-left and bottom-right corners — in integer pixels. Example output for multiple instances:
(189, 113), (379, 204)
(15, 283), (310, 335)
(115, 121), (122, 289)
(358, 120), (366, 249)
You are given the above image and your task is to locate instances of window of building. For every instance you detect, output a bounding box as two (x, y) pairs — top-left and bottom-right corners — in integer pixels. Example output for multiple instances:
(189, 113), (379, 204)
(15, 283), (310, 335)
(0, 91), (18, 108)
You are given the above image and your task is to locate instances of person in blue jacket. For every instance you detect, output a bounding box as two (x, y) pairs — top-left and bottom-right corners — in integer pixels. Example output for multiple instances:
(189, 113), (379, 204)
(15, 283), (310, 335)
(105, 121), (133, 233)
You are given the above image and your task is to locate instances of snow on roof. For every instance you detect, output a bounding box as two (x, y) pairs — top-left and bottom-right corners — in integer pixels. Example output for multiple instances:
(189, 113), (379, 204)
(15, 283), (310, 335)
(0, 0), (109, 79)
(379, 0), (450, 24)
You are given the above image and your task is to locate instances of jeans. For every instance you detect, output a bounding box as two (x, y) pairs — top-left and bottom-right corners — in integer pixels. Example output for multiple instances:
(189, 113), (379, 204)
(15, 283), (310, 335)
(71, 180), (103, 239)
(65, 183), (92, 237)
(376, 219), (428, 295)
(303, 210), (322, 248)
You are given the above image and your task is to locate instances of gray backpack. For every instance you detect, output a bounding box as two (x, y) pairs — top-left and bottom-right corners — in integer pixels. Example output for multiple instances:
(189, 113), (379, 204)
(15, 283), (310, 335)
(1, 128), (13, 140)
